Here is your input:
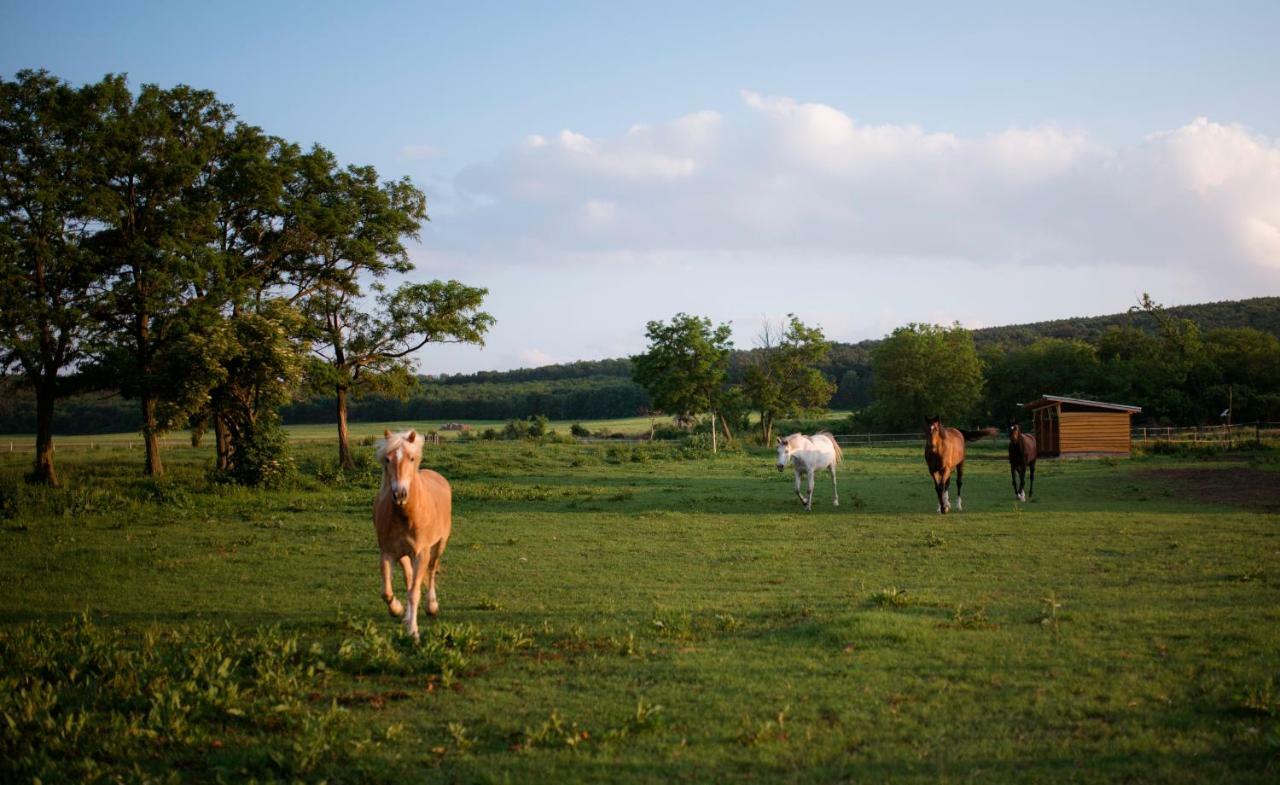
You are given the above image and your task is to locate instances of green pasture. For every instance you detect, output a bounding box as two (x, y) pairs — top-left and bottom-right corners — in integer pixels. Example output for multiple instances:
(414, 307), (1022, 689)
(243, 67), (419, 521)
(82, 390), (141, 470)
(2, 439), (1278, 783)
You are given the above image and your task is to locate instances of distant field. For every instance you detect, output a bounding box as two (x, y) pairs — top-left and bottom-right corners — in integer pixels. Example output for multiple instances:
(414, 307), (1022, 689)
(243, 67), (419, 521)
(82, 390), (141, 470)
(0, 412), (854, 448)
(2, 440), (1277, 783)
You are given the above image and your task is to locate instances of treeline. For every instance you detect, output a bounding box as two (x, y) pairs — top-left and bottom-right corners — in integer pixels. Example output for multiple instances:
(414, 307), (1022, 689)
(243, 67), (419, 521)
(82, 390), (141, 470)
(283, 376), (649, 423)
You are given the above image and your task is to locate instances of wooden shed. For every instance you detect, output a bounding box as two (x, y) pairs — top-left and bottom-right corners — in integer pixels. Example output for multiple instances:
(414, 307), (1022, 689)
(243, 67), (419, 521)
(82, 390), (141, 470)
(1024, 395), (1142, 457)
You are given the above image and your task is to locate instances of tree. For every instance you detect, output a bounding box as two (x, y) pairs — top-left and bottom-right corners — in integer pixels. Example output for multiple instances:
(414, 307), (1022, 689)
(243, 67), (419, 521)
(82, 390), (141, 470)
(0, 70), (109, 485)
(981, 338), (1101, 422)
(289, 151), (493, 467)
(88, 78), (238, 476)
(870, 323), (983, 431)
(631, 313), (733, 452)
(742, 315), (835, 444)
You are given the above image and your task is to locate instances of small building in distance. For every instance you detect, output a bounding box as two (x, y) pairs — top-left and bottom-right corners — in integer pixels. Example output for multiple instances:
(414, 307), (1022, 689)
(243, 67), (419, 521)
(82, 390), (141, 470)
(1024, 395), (1142, 457)
(441, 422), (471, 432)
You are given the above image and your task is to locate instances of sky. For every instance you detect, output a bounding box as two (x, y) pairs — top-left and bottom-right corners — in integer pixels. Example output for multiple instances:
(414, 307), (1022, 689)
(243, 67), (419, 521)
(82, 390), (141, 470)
(3, 1), (1279, 373)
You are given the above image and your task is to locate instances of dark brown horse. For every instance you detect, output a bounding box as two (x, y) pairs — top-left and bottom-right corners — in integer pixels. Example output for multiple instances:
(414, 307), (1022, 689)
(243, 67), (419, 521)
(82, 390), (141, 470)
(1007, 420), (1037, 501)
(924, 417), (997, 514)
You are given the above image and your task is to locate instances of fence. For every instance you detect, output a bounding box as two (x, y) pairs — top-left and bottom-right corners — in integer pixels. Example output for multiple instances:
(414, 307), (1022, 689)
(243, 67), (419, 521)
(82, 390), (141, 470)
(1130, 422), (1280, 445)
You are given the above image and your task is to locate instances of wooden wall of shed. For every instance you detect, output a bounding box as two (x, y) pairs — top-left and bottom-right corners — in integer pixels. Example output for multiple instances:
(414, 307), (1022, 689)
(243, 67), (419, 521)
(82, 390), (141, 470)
(1058, 412), (1130, 453)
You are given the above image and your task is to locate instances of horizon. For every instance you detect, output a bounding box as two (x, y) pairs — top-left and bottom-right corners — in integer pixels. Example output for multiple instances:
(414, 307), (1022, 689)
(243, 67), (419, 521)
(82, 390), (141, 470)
(3, 2), (1278, 373)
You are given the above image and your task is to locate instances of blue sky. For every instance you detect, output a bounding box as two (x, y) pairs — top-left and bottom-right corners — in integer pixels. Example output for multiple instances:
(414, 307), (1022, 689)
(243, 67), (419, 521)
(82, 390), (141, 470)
(4, 1), (1279, 372)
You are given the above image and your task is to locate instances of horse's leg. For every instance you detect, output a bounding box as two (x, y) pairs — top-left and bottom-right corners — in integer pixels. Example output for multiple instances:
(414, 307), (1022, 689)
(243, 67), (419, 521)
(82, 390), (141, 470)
(794, 467), (806, 506)
(955, 463), (963, 512)
(425, 541), (445, 616)
(1010, 463), (1020, 500)
(941, 467), (953, 513)
(932, 471), (946, 514)
(398, 554), (412, 595)
(380, 553), (403, 617)
(829, 463), (839, 507)
(805, 467), (816, 511)
(1028, 460), (1036, 499)
(406, 552), (425, 640)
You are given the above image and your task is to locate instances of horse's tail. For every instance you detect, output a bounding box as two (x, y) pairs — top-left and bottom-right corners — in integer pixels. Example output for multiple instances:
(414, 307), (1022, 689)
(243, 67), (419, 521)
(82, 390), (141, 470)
(961, 427), (999, 443)
(818, 431), (843, 464)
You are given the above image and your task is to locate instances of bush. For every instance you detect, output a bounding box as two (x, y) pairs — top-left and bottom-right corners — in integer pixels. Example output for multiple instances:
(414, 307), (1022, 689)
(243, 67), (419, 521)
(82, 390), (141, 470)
(570, 423), (591, 438)
(229, 421), (297, 488)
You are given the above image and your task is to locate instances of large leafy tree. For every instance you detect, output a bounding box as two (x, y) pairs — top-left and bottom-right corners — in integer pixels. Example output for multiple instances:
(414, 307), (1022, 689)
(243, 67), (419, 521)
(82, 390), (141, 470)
(631, 313), (733, 452)
(870, 323), (984, 431)
(981, 337), (1102, 422)
(0, 70), (108, 485)
(88, 78), (237, 476)
(291, 149), (493, 467)
(742, 315), (835, 444)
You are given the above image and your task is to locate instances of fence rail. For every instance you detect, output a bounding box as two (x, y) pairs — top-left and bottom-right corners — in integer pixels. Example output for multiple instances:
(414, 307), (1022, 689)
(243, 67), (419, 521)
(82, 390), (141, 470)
(1130, 422), (1280, 444)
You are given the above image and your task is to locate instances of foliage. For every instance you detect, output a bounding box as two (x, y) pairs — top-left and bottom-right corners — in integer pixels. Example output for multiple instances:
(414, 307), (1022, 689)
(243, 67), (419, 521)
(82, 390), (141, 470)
(869, 323), (984, 430)
(742, 315), (836, 444)
(632, 313), (733, 450)
(0, 70), (110, 484)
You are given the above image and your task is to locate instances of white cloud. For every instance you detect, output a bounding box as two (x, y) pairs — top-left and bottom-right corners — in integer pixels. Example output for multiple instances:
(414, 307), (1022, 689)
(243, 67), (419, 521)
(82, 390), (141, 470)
(517, 348), (556, 367)
(443, 93), (1280, 281)
(401, 143), (442, 160)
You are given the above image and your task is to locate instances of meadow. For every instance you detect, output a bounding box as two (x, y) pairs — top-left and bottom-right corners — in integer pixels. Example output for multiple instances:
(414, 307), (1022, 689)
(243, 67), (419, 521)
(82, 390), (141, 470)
(2, 436), (1278, 783)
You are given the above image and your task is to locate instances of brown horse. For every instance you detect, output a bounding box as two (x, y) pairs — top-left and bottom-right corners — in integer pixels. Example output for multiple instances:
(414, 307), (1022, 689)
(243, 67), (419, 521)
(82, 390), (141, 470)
(1007, 420), (1037, 501)
(924, 416), (997, 514)
(374, 429), (452, 640)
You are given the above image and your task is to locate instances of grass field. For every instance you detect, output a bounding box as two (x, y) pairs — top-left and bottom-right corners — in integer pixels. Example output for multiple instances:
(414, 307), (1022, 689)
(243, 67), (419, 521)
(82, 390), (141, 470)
(2, 437), (1278, 783)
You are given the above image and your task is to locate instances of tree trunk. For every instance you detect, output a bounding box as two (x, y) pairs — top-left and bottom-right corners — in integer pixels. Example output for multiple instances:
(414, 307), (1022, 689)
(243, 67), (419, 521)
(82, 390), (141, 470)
(720, 413), (734, 444)
(337, 385), (354, 469)
(710, 411), (718, 454)
(761, 412), (774, 446)
(31, 380), (59, 486)
(214, 415), (231, 471)
(142, 396), (164, 477)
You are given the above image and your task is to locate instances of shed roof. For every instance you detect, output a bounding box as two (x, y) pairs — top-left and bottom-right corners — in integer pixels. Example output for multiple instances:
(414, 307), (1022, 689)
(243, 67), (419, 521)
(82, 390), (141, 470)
(1025, 395), (1142, 413)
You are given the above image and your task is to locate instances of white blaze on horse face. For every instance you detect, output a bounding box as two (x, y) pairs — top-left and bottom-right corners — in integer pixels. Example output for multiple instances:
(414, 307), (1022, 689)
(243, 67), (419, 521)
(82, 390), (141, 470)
(385, 440), (418, 505)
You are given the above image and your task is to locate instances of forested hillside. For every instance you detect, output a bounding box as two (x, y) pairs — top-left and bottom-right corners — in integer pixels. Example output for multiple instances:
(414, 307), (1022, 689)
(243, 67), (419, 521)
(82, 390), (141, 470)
(3, 297), (1276, 434)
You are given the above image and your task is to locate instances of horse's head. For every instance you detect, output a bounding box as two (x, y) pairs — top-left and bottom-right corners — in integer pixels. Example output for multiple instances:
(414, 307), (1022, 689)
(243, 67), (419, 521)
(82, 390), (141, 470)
(378, 428), (423, 506)
(1009, 420), (1022, 439)
(925, 416), (943, 446)
(776, 435), (793, 471)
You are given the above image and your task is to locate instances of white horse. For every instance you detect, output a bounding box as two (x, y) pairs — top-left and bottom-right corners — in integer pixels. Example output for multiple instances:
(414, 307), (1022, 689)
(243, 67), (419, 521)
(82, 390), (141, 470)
(775, 432), (843, 511)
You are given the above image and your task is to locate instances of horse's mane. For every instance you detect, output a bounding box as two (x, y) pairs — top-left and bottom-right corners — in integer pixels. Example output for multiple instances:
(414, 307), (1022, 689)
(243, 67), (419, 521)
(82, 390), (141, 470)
(781, 432), (804, 444)
(376, 430), (423, 462)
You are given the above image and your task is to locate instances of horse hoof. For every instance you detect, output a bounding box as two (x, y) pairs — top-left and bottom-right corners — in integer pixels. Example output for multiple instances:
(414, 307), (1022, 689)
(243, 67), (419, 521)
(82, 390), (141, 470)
(387, 598), (404, 617)
(833, 500), (840, 507)
(428, 602), (440, 616)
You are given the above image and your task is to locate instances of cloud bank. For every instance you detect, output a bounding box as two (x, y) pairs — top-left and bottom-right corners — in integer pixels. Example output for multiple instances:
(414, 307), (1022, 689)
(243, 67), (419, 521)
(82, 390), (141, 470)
(444, 92), (1280, 279)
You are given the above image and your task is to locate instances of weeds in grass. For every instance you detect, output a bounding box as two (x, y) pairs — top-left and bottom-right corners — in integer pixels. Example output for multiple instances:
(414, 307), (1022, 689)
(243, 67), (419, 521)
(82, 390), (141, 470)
(612, 631), (638, 656)
(447, 721), (476, 754)
(1233, 563), (1266, 583)
(0, 614), (385, 783)
(943, 604), (997, 630)
(924, 530), (946, 548)
(1039, 591), (1065, 636)
(715, 613), (742, 633)
(870, 586), (911, 608)
(476, 597), (502, 610)
(737, 706), (790, 746)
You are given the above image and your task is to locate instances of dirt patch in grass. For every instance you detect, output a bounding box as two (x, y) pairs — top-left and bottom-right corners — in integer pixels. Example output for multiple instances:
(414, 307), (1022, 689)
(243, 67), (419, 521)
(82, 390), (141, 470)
(1136, 467), (1280, 511)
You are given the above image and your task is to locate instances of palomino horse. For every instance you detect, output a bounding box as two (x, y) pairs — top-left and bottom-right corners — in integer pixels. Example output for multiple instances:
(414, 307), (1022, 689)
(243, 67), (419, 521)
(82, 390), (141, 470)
(374, 429), (452, 640)
(776, 432), (843, 510)
(924, 417), (997, 514)
(1007, 420), (1037, 501)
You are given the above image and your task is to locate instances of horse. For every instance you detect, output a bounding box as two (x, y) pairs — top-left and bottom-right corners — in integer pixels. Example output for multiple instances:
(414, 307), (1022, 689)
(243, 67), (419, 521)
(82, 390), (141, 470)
(373, 428), (452, 640)
(1007, 420), (1037, 501)
(924, 417), (997, 514)
(775, 432), (843, 511)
